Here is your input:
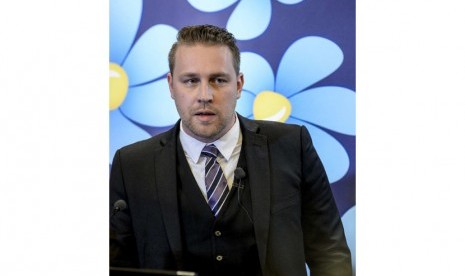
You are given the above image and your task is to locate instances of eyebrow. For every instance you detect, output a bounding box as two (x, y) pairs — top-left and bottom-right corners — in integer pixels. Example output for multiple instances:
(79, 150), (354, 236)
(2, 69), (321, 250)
(177, 72), (232, 79)
(177, 73), (198, 78)
(210, 73), (230, 79)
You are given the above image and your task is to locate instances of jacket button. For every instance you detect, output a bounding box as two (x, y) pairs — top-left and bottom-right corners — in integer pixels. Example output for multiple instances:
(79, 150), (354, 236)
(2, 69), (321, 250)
(214, 230), (222, 237)
(216, 255), (223, 261)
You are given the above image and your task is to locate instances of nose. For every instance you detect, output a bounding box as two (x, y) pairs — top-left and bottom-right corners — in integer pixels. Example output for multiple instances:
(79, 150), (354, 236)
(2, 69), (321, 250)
(198, 82), (213, 103)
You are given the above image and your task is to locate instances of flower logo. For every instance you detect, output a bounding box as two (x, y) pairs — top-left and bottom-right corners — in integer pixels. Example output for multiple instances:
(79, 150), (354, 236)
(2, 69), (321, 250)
(187, 0), (304, 40)
(236, 36), (355, 183)
(110, 0), (178, 162)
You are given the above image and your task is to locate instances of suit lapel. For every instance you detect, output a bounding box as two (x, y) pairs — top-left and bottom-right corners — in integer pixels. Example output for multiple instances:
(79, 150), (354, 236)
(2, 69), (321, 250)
(153, 124), (184, 268)
(239, 116), (271, 272)
(152, 117), (272, 270)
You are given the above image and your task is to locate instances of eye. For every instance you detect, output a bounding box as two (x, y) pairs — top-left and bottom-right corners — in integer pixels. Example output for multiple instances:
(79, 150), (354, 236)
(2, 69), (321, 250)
(212, 77), (228, 85)
(183, 78), (199, 86)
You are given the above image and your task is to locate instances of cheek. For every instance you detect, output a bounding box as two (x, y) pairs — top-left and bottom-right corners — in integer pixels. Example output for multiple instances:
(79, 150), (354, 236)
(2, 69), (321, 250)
(228, 92), (240, 105)
(175, 95), (194, 110)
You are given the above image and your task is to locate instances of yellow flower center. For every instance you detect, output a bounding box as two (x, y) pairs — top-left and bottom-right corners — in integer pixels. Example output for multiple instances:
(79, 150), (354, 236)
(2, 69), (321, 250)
(253, 91), (292, 122)
(109, 63), (129, 110)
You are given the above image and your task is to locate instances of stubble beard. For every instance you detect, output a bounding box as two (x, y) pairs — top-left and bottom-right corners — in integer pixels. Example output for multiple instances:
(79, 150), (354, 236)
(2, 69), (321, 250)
(182, 113), (230, 142)
(181, 106), (236, 143)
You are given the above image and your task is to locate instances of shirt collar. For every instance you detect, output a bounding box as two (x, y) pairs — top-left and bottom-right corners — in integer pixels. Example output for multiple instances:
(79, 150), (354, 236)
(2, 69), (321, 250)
(179, 114), (240, 163)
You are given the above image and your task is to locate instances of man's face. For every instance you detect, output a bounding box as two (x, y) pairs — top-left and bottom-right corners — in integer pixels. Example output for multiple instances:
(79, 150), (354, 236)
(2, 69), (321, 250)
(168, 44), (244, 143)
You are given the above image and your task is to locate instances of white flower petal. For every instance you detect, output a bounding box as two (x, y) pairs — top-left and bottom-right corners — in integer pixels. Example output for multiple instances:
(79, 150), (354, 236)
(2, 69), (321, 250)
(123, 24), (178, 85)
(241, 52), (275, 94)
(290, 86), (355, 135)
(276, 36), (343, 96)
(120, 79), (179, 127)
(110, 109), (150, 163)
(227, 0), (272, 40)
(187, 0), (238, 12)
(287, 118), (349, 183)
(110, 0), (142, 64)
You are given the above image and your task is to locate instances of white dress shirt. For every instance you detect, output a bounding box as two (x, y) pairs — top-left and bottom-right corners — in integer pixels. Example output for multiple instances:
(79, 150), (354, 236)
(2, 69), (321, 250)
(179, 116), (242, 201)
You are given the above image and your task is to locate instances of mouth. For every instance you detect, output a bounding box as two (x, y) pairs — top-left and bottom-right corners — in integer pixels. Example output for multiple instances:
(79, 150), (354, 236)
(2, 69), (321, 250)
(194, 110), (216, 121)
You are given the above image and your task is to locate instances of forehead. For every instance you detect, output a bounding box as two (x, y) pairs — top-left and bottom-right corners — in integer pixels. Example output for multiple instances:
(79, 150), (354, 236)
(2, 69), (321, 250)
(173, 44), (235, 74)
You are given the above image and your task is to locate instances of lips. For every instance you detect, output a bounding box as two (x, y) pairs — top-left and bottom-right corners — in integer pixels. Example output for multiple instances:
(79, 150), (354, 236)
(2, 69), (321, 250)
(193, 109), (217, 123)
(194, 110), (215, 116)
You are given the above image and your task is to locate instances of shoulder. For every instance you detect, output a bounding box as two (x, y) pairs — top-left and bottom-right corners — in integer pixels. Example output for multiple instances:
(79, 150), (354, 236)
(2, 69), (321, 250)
(117, 123), (178, 157)
(238, 114), (304, 139)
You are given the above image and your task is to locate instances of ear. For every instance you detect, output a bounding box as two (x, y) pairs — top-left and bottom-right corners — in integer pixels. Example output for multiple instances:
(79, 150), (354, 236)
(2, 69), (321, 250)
(236, 73), (244, 99)
(167, 73), (175, 99)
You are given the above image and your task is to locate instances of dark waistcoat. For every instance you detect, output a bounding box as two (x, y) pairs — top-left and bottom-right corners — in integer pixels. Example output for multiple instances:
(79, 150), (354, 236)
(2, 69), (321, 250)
(176, 138), (261, 276)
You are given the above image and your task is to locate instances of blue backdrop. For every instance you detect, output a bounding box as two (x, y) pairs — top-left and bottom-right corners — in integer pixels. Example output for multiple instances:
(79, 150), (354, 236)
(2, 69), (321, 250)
(110, 0), (355, 273)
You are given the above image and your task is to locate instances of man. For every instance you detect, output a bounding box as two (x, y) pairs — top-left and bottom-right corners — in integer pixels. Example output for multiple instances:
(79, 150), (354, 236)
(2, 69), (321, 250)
(110, 24), (352, 276)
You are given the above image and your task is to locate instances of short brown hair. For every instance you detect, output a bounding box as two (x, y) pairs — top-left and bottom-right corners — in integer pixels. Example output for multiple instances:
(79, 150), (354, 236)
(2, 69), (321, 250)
(168, 24), (241, 75)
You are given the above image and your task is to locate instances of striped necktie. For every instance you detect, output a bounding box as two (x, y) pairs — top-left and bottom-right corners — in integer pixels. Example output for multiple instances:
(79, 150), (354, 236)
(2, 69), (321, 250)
(202, 144), (230, 217)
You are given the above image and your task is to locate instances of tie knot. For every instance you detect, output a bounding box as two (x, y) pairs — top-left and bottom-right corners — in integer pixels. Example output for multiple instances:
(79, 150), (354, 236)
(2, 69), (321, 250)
(202, 144), (219, 158)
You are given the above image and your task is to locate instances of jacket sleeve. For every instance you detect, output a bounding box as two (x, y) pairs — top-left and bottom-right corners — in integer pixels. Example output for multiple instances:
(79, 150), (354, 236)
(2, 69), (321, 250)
(300, 126), (352, 276)
(110, 149), (139, 268)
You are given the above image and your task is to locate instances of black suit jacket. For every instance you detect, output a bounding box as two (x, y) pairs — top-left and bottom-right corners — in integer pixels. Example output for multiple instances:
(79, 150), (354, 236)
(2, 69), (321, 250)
(110, 114), (352, 276)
